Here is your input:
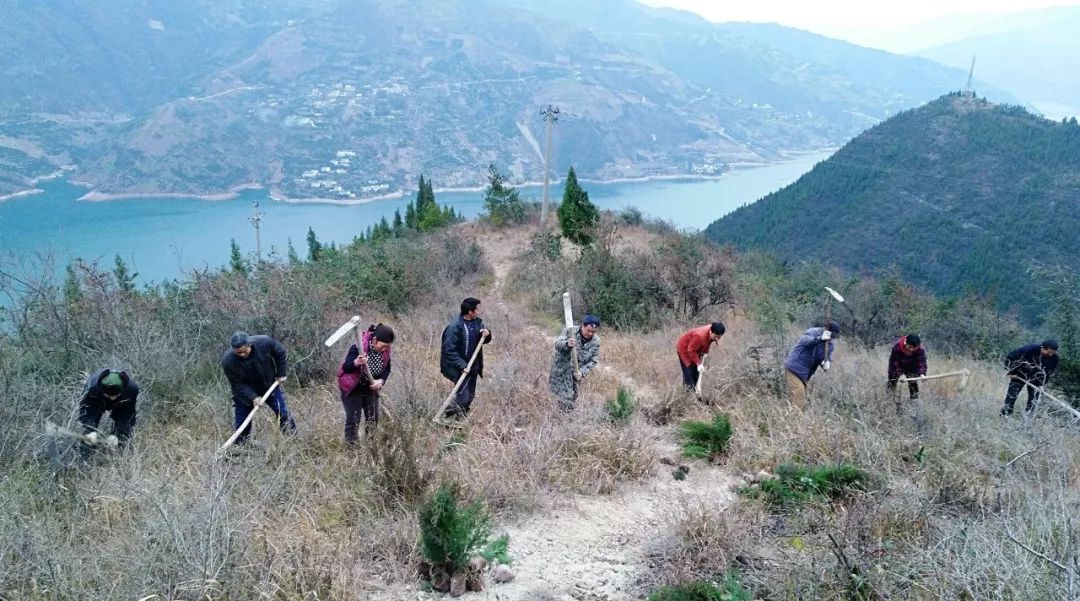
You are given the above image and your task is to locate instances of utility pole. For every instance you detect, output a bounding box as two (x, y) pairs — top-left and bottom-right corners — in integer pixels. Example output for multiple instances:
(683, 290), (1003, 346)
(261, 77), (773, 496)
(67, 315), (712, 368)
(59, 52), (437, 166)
(540, 104), (560, 227)
(249, 199), (264, 265)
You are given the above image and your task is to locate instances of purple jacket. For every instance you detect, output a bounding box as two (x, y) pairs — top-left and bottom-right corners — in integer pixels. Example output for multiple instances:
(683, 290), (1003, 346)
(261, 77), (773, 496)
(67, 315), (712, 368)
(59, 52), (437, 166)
(783, 327), (834, 383)
(337, 329), (392, 395)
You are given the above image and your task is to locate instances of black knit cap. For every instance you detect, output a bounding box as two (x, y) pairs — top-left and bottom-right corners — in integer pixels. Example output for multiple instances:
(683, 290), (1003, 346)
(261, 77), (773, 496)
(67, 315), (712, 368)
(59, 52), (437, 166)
(230, 331), (250, 348)
(1042, 339), (1059, 351)
(906, 334), (921, 347)
(710, 321), (726, 335)
(825, 321), (841, 336)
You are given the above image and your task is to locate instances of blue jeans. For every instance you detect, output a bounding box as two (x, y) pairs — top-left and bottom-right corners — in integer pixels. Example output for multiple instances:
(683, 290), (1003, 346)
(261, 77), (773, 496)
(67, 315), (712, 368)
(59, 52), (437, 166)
(233, 388), (296, 443)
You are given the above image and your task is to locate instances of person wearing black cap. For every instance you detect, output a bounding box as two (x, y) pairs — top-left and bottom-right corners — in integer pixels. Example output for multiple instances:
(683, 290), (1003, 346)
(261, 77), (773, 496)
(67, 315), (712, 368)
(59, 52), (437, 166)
(222, 331), (296, 443)
(887, 334), (927, 400)
(782, 321), (841, 409)
(676, 321), (726, 391)
(1000, 339), (1059, 416)
(550, 314), (602, 411)
(78, 368), (139, 451)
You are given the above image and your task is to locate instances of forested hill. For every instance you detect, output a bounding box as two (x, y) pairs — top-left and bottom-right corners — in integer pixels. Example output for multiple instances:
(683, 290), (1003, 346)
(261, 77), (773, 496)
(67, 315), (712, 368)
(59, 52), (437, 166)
(705, 93), (1080, 322)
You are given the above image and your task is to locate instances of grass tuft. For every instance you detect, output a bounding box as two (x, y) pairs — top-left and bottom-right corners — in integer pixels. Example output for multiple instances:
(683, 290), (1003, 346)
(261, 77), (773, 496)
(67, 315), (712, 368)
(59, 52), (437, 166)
(679, 412), (733, 460)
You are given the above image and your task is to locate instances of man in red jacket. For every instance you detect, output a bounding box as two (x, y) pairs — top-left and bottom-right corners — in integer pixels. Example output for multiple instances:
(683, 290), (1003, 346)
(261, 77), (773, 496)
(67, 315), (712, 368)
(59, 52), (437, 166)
(677, 321), (725, 391)
(887, 334), (927, 400)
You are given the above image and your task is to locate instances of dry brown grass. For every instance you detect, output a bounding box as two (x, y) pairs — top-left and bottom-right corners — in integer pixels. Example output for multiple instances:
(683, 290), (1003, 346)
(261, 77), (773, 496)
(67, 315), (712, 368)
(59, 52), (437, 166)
(643, 323), (1080, 599)
(4, 223), (1079, 600)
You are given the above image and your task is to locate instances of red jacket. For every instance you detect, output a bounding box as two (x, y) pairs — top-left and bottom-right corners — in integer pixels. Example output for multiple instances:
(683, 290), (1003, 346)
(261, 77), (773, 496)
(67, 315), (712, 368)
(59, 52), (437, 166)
(677, 325), (714, 367)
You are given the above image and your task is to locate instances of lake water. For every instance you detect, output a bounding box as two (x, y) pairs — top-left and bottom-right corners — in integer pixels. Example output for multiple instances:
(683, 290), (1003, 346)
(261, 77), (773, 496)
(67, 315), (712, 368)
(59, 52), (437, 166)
(0, 151), (829, 284)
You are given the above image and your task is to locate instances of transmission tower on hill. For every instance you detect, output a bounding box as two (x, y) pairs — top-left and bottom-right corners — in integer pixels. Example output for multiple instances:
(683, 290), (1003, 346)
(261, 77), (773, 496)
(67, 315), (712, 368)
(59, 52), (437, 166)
(964, 55), (977, 98)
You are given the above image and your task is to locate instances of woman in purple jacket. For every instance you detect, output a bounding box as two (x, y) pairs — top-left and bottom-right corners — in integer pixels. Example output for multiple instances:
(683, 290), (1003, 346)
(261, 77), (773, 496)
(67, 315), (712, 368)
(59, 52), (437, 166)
(338, 323), (395, 442)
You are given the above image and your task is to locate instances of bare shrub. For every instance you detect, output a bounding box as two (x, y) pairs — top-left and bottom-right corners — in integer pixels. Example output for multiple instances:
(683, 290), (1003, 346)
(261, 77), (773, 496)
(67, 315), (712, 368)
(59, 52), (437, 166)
(543, 422), (657, 494)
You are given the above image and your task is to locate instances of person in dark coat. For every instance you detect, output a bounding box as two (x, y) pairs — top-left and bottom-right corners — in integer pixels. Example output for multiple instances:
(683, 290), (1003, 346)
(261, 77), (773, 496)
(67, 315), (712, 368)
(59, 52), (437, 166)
(78, 368), (139, 451)
(782, 322), (840, 409)
(1000, 339), (1059, 416)
(221, 331), (296, 444)
(887, 334), (928, 400)
(338, 323), (394, 442)
(439, 297), (492, 418)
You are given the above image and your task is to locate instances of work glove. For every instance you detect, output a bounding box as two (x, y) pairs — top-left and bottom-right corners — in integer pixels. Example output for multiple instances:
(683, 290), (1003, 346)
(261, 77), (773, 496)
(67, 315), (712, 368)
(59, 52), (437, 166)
(85, 431), (99, 445)
(821, 360), (831, 372)
(566, 338), (576, 349)
(819, 330), (832, 341)
(697, 364), (706, 373)
(573, 370), (583, 381)
(276, 376), (287, 384)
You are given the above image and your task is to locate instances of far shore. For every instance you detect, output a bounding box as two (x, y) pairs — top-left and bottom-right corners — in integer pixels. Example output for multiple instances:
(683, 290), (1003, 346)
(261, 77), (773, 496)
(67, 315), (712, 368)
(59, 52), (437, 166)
(21, 148), (834, 206)
(0, 188), (44, 202)
(77, 182), (265, 202)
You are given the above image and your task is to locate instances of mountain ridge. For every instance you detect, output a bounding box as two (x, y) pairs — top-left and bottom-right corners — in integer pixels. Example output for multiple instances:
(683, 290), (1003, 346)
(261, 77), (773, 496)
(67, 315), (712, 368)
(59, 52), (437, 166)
(704, 93), (1080, 322)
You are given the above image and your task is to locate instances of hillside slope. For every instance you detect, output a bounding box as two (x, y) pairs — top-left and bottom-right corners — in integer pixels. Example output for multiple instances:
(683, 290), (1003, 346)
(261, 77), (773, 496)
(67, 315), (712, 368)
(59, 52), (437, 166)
(3, 219), (1077, 600)
(705, 93), (1080, 321)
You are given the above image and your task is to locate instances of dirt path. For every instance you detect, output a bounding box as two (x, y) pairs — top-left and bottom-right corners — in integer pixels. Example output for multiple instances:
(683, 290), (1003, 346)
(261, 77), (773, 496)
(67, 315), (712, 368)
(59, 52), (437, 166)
(394, 227), (738, 600)
(414, 459), (739, 600)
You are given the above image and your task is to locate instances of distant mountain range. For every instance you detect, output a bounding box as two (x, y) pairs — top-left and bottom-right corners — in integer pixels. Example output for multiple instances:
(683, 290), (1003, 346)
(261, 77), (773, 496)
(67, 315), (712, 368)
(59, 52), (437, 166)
(704, 93), (1080, 322)
(913, 6), (1080, 120)
(0, 0), (1012, 200)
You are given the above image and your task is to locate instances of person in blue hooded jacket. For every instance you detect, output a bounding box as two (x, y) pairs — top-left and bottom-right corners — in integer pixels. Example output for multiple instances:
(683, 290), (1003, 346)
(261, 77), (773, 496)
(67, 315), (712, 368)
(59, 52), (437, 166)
(782, 322), (840, 409)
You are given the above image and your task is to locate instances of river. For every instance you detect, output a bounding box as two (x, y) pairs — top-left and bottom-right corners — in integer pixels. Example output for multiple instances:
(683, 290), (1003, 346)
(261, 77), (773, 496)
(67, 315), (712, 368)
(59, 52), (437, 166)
(0, 151), (830, 284)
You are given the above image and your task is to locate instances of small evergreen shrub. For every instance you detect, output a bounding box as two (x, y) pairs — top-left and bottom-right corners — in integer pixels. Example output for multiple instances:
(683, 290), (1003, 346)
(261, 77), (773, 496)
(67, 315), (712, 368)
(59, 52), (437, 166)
(604, 386), (636, 424)
(478, 533), (513, 566)
(418, 483), (494, 577)
(482, 164), (527, 227)
(619, 206), (644, 226)
(679, 412), (733, 460)
(742, 463), (870, 506)
(558, 167), (600, 245)
(647, 572), (751, 601)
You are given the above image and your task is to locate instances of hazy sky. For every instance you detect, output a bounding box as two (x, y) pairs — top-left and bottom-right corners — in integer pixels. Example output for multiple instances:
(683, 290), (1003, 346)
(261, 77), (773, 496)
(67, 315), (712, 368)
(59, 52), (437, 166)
(638, 0), (1080, 50)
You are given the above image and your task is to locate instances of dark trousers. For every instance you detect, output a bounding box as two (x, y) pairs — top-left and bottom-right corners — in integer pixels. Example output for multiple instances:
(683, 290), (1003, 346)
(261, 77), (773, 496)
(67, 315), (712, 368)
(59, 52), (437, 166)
(680, 359), (700, 390)
(445, 373), (478, 417)
(1001, 378), (1040, 415)
(342, 388), (379, 443)
(233, 388), (296, 444)
(79, 398), (136, 447)
(887, 374), (920, 400)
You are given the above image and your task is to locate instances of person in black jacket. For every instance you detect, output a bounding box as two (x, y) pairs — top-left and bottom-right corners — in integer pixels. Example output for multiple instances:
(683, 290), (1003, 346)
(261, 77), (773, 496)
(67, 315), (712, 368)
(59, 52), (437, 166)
(338, 323), (395, 442)
(222, 331), (296, 443)
(439, 297), (492, 419)
(1000, 339), (1059, 416)
(79, 368), (139, 451)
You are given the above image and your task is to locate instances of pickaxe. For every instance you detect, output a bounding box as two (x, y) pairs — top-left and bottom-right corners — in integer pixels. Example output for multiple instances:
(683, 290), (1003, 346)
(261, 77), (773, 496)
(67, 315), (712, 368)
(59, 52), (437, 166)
(45, 420), (119, 448)
(217, 379), (281, 453)
(432, 340), (486, 426)
(899, 369), (971, 388)
(562, 291), (580, 377)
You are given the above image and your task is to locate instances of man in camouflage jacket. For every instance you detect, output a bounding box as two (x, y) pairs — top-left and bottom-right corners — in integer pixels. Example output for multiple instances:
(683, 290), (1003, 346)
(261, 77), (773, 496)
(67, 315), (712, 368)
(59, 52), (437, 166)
(550, 314), (602, 411)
